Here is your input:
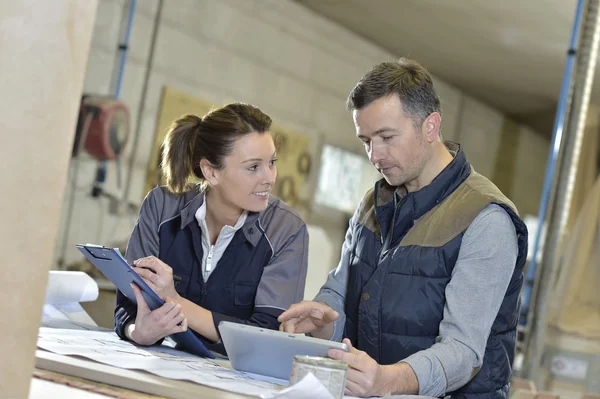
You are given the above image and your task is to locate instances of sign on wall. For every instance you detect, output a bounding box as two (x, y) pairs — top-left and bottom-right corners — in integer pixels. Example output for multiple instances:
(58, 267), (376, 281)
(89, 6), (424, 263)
(314, 144), (380, 214)
(145, 87), (311, 210)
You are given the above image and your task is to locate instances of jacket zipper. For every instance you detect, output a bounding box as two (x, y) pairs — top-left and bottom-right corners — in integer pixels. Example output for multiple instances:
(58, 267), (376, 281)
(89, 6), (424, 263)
(201, 245), (214, 301)
(378, 196), (406, 263)
(205, 244), (215, 274)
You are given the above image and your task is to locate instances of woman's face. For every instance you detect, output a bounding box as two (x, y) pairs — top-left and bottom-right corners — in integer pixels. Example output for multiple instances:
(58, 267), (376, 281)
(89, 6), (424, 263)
(212, 131), (277, 213)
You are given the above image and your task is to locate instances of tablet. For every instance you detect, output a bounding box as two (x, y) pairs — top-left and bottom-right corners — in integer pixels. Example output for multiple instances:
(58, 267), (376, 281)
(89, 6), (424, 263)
(76, 244), (215, 359)
(218, 321), (348, 380)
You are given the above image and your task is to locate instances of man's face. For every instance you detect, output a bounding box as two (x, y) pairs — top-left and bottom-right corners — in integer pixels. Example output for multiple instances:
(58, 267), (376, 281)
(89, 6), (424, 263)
(354, 95), (432, 188)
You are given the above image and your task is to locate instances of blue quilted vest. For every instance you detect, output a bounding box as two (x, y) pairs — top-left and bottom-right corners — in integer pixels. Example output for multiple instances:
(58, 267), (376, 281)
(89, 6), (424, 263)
(344, 144), (528, 398)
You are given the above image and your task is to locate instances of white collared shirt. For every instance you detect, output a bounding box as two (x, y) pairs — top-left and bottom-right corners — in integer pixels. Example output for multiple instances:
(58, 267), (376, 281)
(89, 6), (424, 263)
(195, 200), (248, 281)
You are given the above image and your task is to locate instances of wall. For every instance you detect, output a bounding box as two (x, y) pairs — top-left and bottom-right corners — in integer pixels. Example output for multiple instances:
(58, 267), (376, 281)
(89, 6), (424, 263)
(54, 0), (550, 293)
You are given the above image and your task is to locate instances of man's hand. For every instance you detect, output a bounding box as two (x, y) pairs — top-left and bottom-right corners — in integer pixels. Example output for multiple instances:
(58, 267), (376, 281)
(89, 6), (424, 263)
(128, 283), (188, 346)
(132, 256), (179, 301)
(328, 338), (418, 397)
(278, 301), (338, 337)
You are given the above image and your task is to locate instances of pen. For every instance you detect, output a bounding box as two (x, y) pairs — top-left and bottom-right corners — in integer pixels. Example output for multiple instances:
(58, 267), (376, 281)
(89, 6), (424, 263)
(132, 263), (183, 283)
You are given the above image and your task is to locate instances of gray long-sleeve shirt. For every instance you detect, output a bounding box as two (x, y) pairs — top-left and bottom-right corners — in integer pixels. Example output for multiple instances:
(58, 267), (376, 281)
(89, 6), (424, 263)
(314, 203), (518, 398)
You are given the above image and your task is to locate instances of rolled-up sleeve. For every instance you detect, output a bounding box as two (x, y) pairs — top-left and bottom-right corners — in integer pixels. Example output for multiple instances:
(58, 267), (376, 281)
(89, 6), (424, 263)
(212, 223), (309, 334)
(403, 204), (518, 397)
(114, 189), (162, 340)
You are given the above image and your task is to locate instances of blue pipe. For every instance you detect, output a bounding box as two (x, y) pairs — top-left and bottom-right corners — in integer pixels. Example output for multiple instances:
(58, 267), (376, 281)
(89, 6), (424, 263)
(523, 0), (586, 314)
(95, 0), (136, 195)
(114, 0), (136, 99)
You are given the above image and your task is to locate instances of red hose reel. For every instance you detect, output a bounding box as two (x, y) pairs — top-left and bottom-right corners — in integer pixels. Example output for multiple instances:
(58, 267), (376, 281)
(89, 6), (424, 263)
(74, 96), (130, 161)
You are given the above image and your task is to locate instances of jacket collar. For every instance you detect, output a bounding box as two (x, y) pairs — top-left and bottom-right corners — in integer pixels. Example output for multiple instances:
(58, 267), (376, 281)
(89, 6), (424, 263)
(178, 186), (265, 247)
(375, 141), (472, 220)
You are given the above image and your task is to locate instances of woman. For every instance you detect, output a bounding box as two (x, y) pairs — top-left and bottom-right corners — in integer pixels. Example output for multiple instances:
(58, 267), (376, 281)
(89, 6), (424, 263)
(114, 103), (309, 353)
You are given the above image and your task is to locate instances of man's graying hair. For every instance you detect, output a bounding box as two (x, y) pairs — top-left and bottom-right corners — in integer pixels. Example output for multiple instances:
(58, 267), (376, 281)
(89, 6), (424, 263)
(346, 58), (442, 131)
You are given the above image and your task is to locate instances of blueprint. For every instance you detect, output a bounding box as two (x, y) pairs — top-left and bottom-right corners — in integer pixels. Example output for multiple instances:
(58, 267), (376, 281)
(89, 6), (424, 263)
(37, 327), (287, 397)
(37, 328), (434, 399)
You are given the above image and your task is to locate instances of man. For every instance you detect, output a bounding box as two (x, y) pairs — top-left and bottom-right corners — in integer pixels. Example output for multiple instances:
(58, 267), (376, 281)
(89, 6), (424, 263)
(278, 58), (528, 399)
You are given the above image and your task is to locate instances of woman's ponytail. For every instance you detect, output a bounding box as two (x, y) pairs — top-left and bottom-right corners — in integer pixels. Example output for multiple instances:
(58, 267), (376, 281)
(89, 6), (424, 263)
(160, 114), (202, 194)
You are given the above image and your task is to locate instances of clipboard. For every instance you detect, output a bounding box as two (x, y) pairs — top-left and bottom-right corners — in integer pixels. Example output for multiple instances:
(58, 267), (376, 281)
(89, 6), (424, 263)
(76, 244), (215, 359)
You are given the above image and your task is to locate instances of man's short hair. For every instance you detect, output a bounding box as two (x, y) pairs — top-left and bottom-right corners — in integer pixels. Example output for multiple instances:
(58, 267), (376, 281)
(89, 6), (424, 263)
(346, 58), (442, 130)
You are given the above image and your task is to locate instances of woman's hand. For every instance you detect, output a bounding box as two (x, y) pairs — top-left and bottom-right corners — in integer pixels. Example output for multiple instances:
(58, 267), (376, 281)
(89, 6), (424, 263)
(128, 283), (188, 346)
(132, 256), (179, 301)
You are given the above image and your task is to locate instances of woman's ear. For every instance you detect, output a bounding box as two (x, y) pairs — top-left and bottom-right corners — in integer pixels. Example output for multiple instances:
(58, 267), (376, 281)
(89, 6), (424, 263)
(199, 159), (220, 187)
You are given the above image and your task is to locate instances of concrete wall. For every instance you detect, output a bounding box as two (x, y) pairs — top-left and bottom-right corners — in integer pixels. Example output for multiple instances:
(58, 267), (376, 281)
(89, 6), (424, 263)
(54, 0), (550, 298)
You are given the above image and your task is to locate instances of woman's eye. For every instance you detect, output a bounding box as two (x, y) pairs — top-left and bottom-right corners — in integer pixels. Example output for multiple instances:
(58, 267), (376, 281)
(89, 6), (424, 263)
(382, 136), (393, 141)
(269, 159), (278, 167)
(248, 165), (258, 172)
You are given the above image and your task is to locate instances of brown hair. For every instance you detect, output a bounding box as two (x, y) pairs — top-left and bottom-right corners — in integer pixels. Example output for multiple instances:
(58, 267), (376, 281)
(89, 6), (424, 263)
(161, 103), (272, 194)
(346, 58), (442, 130)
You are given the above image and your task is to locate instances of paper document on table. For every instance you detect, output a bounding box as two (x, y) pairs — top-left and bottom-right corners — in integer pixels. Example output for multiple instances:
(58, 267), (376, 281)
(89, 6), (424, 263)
(45, 271), (99, 304)
(36, 328), (435, 399)
(261, 372), (334, 398)
(42, 271), (100, 327)
(40, 313), (110, 332)
(261, 372), (437, 399)
(37, 328), (286, 397)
